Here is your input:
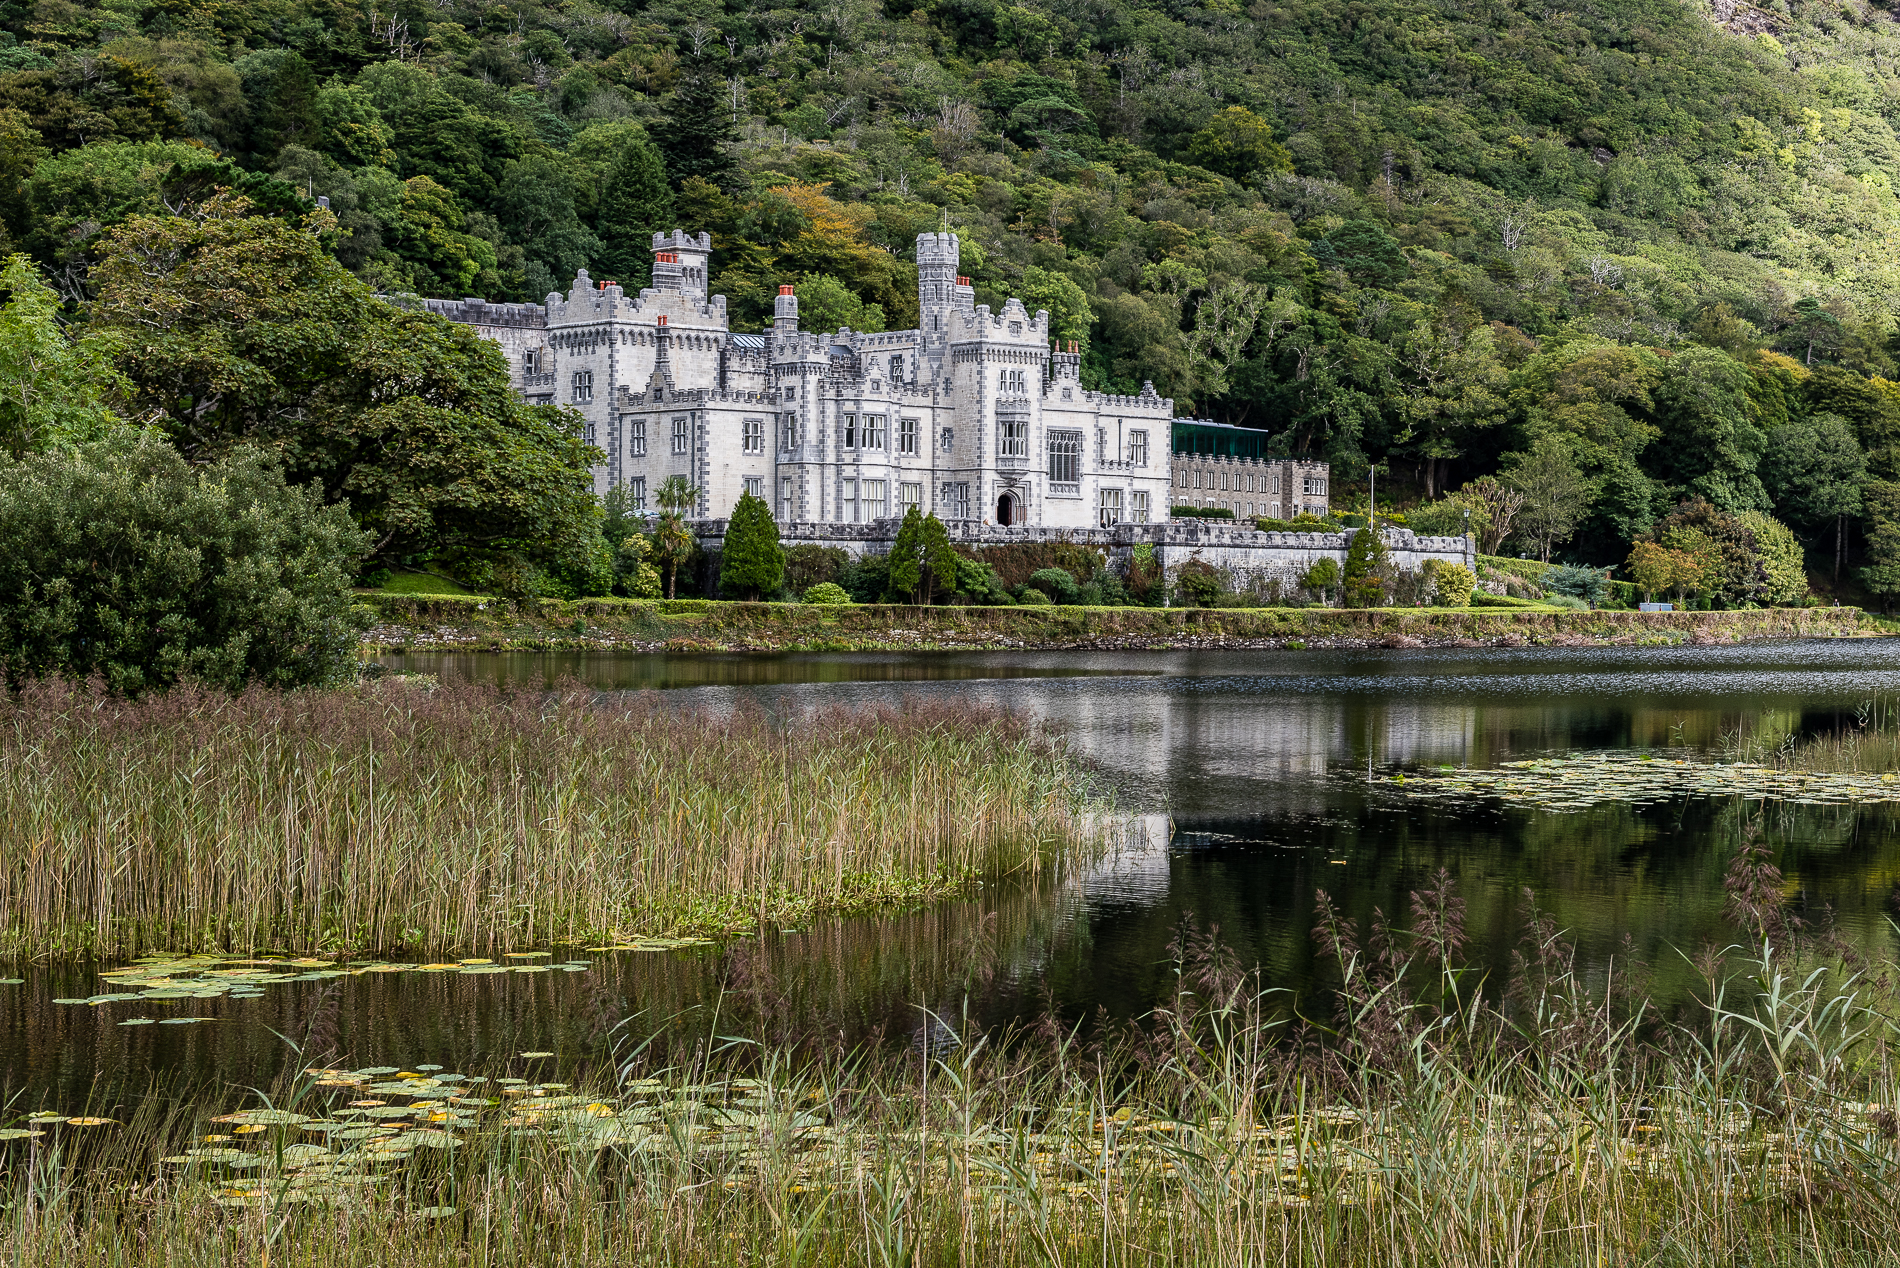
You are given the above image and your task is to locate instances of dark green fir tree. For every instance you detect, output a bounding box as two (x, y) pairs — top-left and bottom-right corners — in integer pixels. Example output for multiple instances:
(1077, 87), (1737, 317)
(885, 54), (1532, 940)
(886, 506), (960, 604)
(594, 129), (673, 286)
(658, 49), (739, 192)
(719, 492), (784, 600)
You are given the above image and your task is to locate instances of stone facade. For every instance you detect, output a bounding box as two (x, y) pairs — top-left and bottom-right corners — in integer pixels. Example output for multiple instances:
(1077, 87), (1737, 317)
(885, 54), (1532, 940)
(1170, 453), (1332, 520)
(423, 229), (1181, 529)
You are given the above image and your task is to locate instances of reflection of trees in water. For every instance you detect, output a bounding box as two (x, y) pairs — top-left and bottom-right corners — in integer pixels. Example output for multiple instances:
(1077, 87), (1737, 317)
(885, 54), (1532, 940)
(1035, 797), (1900, 1031)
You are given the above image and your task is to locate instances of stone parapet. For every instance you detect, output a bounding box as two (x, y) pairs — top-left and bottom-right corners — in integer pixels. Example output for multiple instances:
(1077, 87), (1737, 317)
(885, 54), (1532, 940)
(686, 518), (1474, 580)
(414, 297), (546, 328)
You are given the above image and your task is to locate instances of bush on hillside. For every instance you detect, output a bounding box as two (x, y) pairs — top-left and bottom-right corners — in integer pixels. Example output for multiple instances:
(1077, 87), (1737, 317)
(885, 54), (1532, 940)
(1173, 559), (1226, 606)
(1541, 564), (1610, 607)
(954, 556), (1015, 605)
(1026, 567), (1081, 604)
(784, 544), (851, 594)
(1423, 559), (1475, 606)
(0, 431), (371, 693)
(800, 582), (851, 605)
(1636, 502), (1809, 607)
(968, 541), (1105, 589)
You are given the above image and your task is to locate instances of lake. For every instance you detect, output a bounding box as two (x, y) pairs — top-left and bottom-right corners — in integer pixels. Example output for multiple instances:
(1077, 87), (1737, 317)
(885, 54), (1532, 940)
(6, 639), (1898, 1112)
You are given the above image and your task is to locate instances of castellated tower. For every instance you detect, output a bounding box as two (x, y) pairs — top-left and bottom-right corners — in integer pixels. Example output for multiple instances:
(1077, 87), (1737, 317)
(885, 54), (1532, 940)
(650, 230), (712, 300)
(915, 230), (959, 365)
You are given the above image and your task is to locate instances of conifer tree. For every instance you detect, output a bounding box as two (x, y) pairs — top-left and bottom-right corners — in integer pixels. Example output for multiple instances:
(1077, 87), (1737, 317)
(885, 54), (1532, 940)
(920, 512), (959, 601)
(1341, 526), (1390, 608)
(886, 506), (959, 604)
(886, 505), (926, 602)
(594, 130), (673, 285)
(719, 491), (783, 600)
(658, 48), (738, 192)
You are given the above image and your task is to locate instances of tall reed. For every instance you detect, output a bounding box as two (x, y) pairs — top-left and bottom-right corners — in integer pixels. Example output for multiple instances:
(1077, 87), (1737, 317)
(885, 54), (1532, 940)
(0, 679), (1096, 958)
(6, 875), (1900, 1268)
(1723, 697), (1900, 772)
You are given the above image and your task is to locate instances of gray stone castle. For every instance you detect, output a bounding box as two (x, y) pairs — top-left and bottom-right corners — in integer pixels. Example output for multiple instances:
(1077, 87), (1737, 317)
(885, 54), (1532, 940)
(421, 228), (1188, 529)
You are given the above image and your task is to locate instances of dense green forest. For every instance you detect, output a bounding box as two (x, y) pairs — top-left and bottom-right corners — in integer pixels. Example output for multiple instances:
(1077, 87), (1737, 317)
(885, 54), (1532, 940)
(4, 0), (1900, 599)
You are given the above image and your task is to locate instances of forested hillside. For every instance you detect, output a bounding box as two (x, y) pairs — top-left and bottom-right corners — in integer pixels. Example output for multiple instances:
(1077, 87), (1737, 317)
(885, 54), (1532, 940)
(4, 0), (1900, 596)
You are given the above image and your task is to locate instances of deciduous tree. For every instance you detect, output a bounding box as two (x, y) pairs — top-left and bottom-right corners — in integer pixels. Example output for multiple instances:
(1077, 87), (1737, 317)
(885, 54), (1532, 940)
(1506, 436), (1593, 563)
(0, 253), (121, 457)
(86, 195), (605, 594)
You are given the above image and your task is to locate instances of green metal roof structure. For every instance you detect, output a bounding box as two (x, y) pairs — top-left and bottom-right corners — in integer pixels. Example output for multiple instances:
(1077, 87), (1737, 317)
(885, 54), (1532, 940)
(1170, 420), (1271, 460)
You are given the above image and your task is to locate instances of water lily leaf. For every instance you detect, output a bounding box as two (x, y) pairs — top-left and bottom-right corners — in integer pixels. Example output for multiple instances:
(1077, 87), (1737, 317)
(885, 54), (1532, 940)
(224, 1110), (310, 1126)
(119, 1018), (155, 1026)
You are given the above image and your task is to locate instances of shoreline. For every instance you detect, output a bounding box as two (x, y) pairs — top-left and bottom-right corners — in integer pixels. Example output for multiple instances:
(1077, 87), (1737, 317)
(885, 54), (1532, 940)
(358, 593), (1877, 654)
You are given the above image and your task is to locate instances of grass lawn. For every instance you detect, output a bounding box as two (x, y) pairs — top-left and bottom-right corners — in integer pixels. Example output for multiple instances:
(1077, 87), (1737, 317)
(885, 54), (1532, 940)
(370, 570), (478, 597)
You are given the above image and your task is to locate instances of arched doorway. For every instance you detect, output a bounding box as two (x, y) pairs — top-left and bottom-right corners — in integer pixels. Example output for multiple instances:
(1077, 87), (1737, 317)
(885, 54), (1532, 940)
(996, 491), (1022, 526)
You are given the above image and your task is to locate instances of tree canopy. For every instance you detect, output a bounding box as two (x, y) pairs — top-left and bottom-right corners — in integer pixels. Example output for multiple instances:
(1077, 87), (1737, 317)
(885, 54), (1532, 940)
(0, 431), (370, 693)
(85, 196), (607, 595)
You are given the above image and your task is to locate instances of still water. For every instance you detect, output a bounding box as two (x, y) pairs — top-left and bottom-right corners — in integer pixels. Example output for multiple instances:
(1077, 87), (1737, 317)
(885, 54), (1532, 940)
(6, 640), (1899, 1110)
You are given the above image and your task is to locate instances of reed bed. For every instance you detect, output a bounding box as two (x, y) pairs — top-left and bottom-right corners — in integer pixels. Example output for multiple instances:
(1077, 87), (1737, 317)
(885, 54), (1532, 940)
(0, 679), (1096, 959)
(7, 868), (1900, 1267)
(1723, 697), (1900, 773)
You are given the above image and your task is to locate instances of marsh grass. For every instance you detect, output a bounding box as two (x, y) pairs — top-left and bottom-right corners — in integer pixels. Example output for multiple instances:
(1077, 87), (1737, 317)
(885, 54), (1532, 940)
(8, 871), (1900, 1268)
(1724, 697), (1900, 773)
(0, 680), (1097, 959)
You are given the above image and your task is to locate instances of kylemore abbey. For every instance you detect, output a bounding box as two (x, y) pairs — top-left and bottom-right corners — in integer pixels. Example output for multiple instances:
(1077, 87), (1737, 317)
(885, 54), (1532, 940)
(425, 229), (1334, 530)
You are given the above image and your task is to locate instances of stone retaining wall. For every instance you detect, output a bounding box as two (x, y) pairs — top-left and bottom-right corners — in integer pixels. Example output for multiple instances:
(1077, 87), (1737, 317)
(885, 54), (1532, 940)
(690, 517), (1474, 590)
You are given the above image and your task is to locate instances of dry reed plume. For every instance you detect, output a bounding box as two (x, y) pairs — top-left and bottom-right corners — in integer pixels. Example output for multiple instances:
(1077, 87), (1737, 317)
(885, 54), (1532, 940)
(0, 679), (1094, 958)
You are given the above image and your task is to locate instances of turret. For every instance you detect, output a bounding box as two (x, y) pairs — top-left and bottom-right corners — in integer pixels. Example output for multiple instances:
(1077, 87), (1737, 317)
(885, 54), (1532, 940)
(916, 231), (959, 362)
(650, 230), (712, 301)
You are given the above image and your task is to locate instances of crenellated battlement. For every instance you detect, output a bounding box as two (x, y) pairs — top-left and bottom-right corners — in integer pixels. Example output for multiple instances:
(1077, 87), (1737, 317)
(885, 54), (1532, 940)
(1083, 383), (1172, 413)
(416, 297), (545, 328)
